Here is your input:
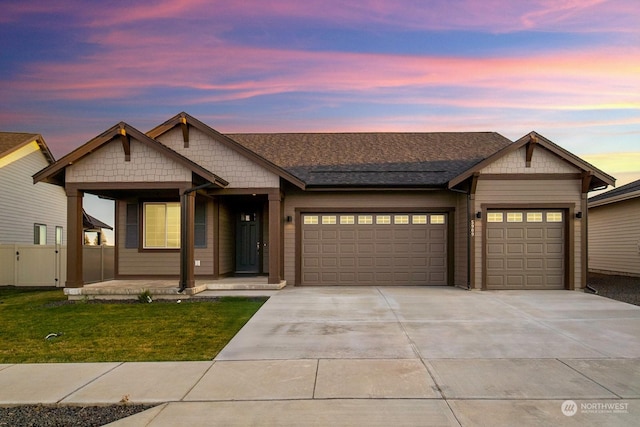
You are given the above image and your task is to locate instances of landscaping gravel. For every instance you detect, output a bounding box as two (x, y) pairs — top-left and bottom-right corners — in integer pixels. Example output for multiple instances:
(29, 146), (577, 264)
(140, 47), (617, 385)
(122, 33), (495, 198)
(587, 272), (640, 306)
(0, 404), (155, 427)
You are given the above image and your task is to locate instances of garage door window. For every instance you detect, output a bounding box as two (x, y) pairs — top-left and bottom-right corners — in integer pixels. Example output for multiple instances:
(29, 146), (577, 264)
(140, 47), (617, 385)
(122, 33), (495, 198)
(547, 212), (563, 222)
(507, 212), (523, 222)
(322, 215), (337, 224)
(527, 212), (543, 222)
(412, 215), (428, 224)
(394, 215), (409, 224)
(487, 212), (503, 222)
(430, 214), (446, 224)
(303, 215), (318, 224)
(340, 215), (355, 224)
(376, 215), (391, 224)
(358, 215), (373, 224)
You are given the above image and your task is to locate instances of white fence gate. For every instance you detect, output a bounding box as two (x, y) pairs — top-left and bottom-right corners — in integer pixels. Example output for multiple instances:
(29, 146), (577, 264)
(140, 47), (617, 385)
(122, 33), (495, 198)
(0, 244), (113, 287)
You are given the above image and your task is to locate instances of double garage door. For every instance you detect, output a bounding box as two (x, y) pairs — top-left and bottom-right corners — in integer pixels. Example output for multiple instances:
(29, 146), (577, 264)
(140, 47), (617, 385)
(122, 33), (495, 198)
(486, 209), (565, 290)
(301, 213), (447, 285)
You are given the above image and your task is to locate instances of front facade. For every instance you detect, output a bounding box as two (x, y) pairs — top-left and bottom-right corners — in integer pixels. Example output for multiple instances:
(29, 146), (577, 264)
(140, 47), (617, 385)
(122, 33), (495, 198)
(34, 113), (614, 292)
(588, 179), (640, 277)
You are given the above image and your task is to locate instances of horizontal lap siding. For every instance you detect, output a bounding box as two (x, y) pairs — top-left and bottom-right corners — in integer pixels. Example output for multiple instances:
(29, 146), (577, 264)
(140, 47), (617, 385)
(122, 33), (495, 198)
(0, 149), (66, 245)
(473, 179), (582, 289)
(283, 189), (460, 285)
(454, 195), (469, 287)
(589, 199), (640, 276)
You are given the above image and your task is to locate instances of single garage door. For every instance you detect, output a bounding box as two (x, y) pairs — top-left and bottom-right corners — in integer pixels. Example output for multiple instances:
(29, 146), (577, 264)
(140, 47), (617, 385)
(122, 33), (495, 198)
(301, 213), (447, 285)
(486, 210), (565, 289)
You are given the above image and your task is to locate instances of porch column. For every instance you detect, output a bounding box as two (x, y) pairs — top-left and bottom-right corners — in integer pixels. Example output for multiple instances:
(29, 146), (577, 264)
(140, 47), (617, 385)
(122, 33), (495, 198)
(179, 189), (196, 290)
(268, 192), (282, 284)
(66, 188), (84, 288)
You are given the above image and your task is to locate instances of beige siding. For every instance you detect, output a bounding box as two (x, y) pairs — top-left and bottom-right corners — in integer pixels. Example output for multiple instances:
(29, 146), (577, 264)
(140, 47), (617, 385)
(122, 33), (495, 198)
(589, 198), (640, 276)
(67, 138), (191, 183)
(454, 194), (469, 287)
(194, 199), (214, 275)
(116, 201), (179, 275)
(482, 146), (578, 174)
(473, 179), (583, 289)
(0, 147), (66, 245)
(218, 202), (235, 275)
(157, 127), (280, 188)
(283, 189), (459, 285)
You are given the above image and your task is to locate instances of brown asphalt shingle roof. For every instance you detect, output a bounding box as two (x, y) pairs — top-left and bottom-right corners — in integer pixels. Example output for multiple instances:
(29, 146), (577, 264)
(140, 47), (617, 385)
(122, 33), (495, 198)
(589, 178), (640, 203)
(226, 132), (512, 187)
(0, 132), (39, 156)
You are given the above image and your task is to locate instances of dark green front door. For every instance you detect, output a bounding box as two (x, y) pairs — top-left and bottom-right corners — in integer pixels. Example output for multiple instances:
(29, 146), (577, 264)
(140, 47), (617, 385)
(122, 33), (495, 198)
(236, 211), (260, 273)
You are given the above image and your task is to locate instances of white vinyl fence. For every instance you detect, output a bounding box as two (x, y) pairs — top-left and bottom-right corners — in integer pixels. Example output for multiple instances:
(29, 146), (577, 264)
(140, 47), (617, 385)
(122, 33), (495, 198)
(0, 244), (114, 287)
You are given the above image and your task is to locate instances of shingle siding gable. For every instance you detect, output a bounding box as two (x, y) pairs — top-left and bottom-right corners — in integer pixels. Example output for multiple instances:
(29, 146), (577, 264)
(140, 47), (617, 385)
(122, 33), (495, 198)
(156, 127), (279, 188)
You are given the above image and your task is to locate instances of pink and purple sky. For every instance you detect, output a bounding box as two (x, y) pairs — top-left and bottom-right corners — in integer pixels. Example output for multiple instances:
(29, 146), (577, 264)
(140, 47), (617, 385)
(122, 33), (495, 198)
(2, 0), (639, 189)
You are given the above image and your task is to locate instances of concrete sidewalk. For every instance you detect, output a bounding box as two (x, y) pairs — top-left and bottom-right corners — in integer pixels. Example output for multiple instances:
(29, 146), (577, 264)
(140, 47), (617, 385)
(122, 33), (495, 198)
(1, 287), (639, 426)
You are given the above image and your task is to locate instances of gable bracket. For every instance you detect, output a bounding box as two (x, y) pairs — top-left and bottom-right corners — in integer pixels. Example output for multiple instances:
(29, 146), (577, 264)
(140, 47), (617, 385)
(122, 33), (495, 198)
(180, 114), (190, 148)
(581, 171), (593, 194)
(525, 134), (538, 167)
(119, 125), (131, 161)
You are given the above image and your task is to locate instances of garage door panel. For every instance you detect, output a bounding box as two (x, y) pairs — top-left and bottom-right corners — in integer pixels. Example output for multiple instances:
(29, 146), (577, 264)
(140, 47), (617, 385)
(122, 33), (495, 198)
(487, 209), (565, 290)
(487, 229), (504, 239)
(301, 212), (447, 285)
(546, 228), (563, 239)
(488, 244), (504, 254)
(507, 228), (524, 239)
(526, 243), (543, 254)
(339, 230), (356, 239)
(507, 259), (524, 269)
(507, 244), (524, 254)
(526, 228), (543, 239)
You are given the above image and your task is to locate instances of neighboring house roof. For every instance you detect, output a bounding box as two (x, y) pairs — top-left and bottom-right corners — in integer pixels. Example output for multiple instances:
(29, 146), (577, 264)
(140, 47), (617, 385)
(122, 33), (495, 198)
(227, 132), (512, 187)
(448, 131), (615, 191)
(0, 132), (55, 164)
(589, 178), (640, 207)
(83, 210), (113, 231)
(33, 122), (228, 187)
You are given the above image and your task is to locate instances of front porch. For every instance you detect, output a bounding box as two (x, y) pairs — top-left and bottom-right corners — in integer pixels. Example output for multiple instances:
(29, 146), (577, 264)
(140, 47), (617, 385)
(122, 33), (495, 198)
(65, 277), (287, 300)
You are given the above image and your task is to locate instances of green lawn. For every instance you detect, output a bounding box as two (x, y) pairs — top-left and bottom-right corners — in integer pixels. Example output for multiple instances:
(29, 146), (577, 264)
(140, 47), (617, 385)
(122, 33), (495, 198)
(0, 288), (266, 363)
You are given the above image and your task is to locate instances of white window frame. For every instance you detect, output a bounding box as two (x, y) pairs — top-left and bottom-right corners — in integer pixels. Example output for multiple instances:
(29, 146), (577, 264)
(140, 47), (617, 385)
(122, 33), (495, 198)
(34, 223), (47, 245)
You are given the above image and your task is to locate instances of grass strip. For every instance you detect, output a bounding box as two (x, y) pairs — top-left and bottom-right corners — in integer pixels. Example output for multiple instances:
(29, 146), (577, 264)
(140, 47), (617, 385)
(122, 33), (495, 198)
(0, 288), (266, 363)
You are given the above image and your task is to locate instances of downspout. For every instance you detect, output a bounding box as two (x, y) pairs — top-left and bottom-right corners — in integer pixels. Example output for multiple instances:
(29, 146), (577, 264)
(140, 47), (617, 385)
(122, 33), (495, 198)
(449, 187), (472, 290)
(178, 182), (214, 293)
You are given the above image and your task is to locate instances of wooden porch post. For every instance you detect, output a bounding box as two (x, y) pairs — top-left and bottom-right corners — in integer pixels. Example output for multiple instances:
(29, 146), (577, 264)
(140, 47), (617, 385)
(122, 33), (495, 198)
(268, 192), (282, 284)
(179, 189), (195, 290)
(65, 188), (84, 288)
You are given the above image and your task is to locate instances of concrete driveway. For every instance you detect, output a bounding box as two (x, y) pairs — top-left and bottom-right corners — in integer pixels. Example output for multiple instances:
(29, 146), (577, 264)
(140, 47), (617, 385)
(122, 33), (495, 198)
(2, 286), (638, 426)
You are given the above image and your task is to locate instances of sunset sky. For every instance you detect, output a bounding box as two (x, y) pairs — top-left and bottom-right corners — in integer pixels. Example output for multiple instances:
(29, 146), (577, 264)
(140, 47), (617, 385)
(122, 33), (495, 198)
(2, 0), (639, 196)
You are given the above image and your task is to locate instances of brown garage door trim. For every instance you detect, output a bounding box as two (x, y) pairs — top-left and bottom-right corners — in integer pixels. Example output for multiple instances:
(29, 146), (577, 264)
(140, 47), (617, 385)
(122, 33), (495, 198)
(295, 207), (455, 286)
(480, 203), (575, 290)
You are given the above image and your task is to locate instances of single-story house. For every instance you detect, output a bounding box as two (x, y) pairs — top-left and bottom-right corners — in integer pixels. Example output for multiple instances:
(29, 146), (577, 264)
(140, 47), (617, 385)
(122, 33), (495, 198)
(588, 179), (640, 277)
(33, 113), (614, 292)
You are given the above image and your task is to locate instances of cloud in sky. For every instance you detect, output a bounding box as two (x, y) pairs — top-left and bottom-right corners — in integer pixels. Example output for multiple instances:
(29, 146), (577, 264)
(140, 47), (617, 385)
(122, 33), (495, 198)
(0, 0), (638, 187)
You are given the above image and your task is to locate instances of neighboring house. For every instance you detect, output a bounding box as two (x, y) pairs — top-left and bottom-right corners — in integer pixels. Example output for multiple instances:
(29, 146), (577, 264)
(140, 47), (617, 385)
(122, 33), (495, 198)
(588, 179), (640, 277)
(0, 132), (67, 286)
(33, 113), (614, 292)
(0, 132), (66, 245)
